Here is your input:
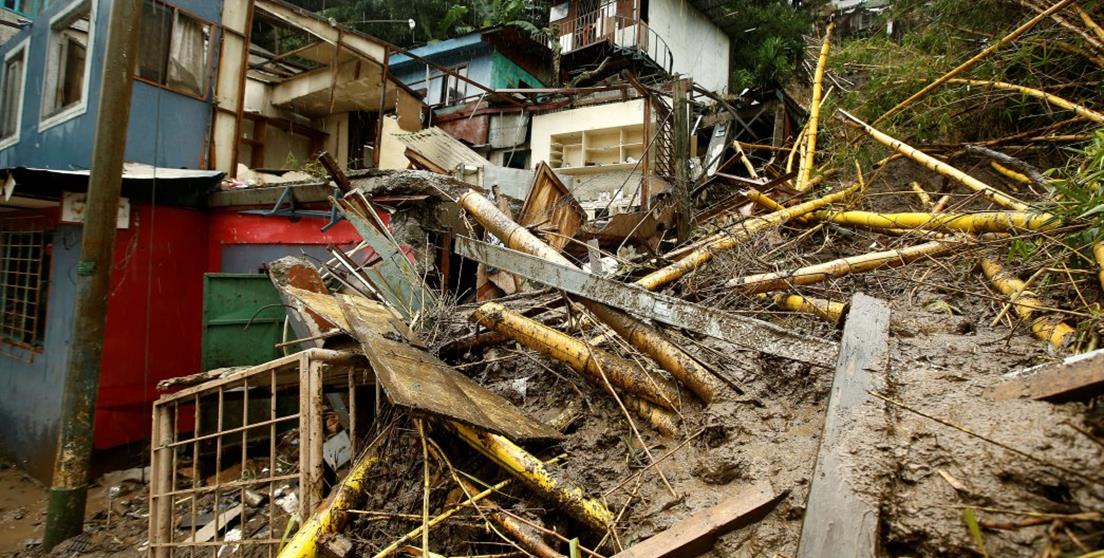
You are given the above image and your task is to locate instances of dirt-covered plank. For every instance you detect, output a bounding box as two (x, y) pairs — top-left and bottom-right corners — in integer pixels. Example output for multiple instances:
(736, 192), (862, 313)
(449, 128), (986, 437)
(992, 348), (1104, 402)
(797, 293), (891, 558)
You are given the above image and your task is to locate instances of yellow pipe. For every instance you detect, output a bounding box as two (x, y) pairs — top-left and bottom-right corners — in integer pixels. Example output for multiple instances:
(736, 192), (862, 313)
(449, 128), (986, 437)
(635, 183), (861, 291)
(980, 258), (1075, 350)
(811, 210), (1058, 234)
(840, 109), (1034, 211)
(727, 240), (957, 294)
(278, 452), (380, 558)
(471, 302), (682, 410)
(451, 422), (614, 533)
(797, 22), (835, 193)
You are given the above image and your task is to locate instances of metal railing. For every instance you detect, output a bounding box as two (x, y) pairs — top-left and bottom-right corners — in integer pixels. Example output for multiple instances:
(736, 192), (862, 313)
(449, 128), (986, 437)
(552, 7), (674, 75)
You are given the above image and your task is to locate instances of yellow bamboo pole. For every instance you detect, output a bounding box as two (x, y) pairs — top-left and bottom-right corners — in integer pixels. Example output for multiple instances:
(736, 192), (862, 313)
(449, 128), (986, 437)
(910, 181), (933, 208)
(950, 78), (1104, 124)
(990, 161), (1032, 186)
(726, 240), (957, 293)
(470, 302), (682, 411)
(635, 183), (861, 291)
(1095, 243), (1104, 291)
(459, 191), (718, 404)
(979, 258), (1075, 350)
(279, 452), (380, 558)
(450, 422), (615, 533)
(874, 0), (1079, 124)
(454, 476), (564, 558)
(732, 141), (759, 178)
(746, 188), (787, 213)
(840, 110), (1033, 211)
(810, 210), (1058, 233)
(797, 22), (835, 193)
(1075, 5), (1104, 43)
(772, 293), (847, 325)
(932, 195), (951, 213)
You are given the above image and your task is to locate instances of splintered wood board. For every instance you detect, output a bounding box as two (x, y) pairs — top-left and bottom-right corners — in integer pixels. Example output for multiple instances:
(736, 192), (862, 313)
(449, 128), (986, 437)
(339, 296), (562, 443)
(282, 287), (417, 343)
(992, 348), (1104, 401)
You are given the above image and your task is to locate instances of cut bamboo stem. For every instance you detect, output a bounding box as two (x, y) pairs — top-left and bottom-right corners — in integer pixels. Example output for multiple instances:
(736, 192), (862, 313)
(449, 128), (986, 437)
(840, 110), (1033, 211)
(635, 183), (861, 291)
(980, 258), (1075, 350)
(910, 181), (933, 208)
(1095, 243), (1104, 291)
(278, 451), (381, 558)
(450, 422), (615, 533)
(874, 0), (1079, 124)
(471, 302), (682, 411)
(772, 293), (847, 325)
(990, 161), (1032, 186)
(797, 22), (835, 193)
(726, 240), (958, 293)
(932, 195), (951, 213)
(811, 210), (1058, 233)
(1075, 5), (1104, 42)
(949, 78), (1104, 124)
(733, 141), (759, 178)
(455, 477), (565, 558)
(460, 190), (717, 404)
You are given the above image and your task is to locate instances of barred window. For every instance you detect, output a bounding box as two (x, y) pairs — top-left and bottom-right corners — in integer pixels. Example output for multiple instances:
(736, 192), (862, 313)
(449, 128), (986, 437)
(0, 219), (50, 350)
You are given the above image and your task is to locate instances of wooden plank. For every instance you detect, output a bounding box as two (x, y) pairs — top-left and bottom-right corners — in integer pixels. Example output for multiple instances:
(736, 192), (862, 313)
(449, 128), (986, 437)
(991, 348), (1104, 402)
(611, 482), (782, 558)
(517, 162), (586, 253)
(797, 293), (890, 558)
(338, 297), (562, 442)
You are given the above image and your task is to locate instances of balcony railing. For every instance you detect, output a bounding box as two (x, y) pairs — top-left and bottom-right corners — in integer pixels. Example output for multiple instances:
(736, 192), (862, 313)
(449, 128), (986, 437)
(552, 6), (673, 75)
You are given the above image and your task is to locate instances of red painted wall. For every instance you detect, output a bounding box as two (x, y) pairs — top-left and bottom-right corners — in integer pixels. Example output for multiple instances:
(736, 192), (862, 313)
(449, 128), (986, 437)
(95, 203), (210, 448)
(206, 211), (373, 270)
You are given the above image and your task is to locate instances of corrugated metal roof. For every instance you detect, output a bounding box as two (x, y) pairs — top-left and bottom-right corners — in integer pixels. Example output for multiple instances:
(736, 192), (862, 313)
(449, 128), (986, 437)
(393, 127), (491, 172)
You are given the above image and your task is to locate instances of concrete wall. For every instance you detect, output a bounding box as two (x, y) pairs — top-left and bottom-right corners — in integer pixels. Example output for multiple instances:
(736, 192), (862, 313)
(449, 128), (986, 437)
(530, 98), (645, 164)
(0, 0), (221, 170)
(647, 0), (730, 93)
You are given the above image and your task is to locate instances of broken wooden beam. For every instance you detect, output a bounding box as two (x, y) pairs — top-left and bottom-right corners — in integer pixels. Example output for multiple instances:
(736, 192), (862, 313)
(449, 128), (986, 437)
(797, 293), (891, 558)
(611, 482), (782, 558)
(992, 348), (1104, 401)
(455, 236), (838, 368)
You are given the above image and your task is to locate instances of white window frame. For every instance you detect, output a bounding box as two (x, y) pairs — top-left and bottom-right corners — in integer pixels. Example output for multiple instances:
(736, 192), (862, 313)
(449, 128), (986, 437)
(38, 0), (96, 133)
(0, 37), (30, 151)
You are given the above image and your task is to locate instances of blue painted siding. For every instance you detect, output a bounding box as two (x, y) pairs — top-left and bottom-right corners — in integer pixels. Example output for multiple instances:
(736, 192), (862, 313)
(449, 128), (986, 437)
(0, 224), (79, 478)
(0, 0), (220, 170)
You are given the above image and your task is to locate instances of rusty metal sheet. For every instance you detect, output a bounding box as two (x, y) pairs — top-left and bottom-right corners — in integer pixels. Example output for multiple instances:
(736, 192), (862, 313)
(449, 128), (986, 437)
(394, 127), (490, 174)
(339, 295), (562, 442)
(282, 287), (418, 344)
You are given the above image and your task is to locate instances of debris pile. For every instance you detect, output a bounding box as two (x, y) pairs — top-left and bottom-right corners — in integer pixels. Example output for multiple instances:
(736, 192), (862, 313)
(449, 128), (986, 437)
(138, 3), (1104, 557)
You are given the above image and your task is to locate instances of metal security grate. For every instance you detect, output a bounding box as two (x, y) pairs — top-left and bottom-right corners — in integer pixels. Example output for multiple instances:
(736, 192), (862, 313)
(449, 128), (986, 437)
(0, 218), (50, 350)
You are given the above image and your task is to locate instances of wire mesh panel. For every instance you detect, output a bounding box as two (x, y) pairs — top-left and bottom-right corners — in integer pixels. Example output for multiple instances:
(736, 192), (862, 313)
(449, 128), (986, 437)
(0, 217), (50, 355)
(149, 350), (370, 558)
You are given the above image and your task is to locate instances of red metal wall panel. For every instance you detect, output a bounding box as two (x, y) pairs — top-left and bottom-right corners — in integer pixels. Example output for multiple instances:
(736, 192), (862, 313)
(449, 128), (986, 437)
(206, 211), (374, 270)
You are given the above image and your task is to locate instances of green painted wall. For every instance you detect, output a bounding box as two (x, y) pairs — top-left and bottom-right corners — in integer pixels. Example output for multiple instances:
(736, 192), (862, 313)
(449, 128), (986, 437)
(490, 51), (546, 89)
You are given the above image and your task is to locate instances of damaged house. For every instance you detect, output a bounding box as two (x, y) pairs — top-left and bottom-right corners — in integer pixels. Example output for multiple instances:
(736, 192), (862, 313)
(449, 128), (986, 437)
(0, 0), (424, 481)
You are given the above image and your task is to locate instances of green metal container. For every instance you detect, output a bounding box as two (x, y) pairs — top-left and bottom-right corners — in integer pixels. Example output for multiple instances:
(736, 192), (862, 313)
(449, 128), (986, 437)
(201, 273), (288, 370)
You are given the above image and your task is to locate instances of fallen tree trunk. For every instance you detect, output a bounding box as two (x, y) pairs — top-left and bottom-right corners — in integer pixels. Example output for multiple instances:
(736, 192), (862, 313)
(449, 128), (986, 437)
(635, 183), (861, 291)
(840, 110), (1034, 211)
(810, 210), (1058, 233)
(726, 240), (958, 293)
(979, 258), (1074, 350)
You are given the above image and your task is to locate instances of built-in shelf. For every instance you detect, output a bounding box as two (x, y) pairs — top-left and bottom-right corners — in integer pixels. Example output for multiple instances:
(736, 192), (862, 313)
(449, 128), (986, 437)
(549, 123), (645, 171)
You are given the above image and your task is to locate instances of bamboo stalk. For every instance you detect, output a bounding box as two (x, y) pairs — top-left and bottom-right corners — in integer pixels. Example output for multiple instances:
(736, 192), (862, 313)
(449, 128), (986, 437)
(990, 161), (1032, 186)
(471, 302), (682, 411)
(980, 258), (1075, 350)
(726, 240), (958, 293)
(874, 0), (1079, 124)
(1075, 5), (1104, 42)
(797, 22), (835, 192)
(450, 422), (615, 533)
(460, 191), (718, 404)
(772, 293), (847, 325)
(1094, 243), (1104, 290)
(455, 477), (565, 558)
(840, 110), (1033, 211)
(949, 78), (1104, 124)
(811, 210), (1058, 233)
(910, 181), (933, 208)
(932, 195), (951, 213)
(733, 141), (759, 178)
(279, 452), (380, 558)
(635, 183), (861, 291)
